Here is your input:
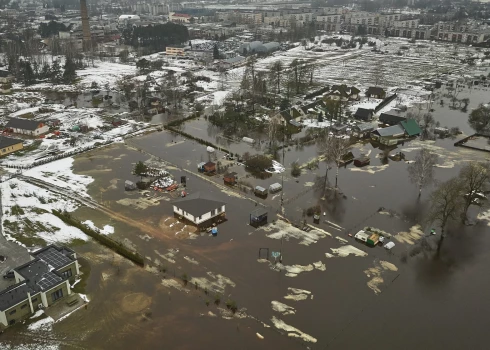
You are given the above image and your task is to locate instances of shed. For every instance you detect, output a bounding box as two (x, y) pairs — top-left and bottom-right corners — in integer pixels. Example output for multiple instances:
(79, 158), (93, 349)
(250, 207), (268, 227)
(242, 137), (255, 144)
(269, 183), (282, 193)
(223, 172), (237, 185)
(354, 108), (374, 121)
(254, 186), (268, 196)
(354, 156), (370, 167)
(197, 162), (206, 172)
(372, 124), (405, 138)
(203, 162), (216, 173)
(125, 180), (136, 191)
(354, 230), (370, 243)
(379, 113), (406, 126)
(400, 119), (422, 137)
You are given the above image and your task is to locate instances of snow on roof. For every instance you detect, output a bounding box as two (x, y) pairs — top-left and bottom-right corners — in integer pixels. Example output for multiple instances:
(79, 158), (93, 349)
(119, 15), (140, 20)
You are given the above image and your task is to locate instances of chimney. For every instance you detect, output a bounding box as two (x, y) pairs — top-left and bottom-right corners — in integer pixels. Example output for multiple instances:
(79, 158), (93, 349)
(80, 0), (92, 51)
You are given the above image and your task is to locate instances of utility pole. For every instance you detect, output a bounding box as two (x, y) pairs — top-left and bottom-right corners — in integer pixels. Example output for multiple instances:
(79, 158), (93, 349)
(280, 120), (286, 216)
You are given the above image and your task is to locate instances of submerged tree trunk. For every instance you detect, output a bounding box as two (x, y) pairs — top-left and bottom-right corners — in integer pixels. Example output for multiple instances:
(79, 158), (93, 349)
(323, 165), (329, 198)
(335, 164), (339, 189)
(436, 224), (445, 256)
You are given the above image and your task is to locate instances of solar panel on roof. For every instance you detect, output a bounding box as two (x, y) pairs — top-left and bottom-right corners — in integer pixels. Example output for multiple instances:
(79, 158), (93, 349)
(37, 272), (62, 291)
(37, 248), (71, 269)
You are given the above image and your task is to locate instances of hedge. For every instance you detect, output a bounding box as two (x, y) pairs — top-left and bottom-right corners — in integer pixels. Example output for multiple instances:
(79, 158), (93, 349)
(52, 210), (145, 267)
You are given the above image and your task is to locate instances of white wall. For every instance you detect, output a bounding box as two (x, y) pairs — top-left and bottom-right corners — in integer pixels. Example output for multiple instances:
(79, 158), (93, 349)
(174, 205), (226, 225)
(0, 310), (7, 326)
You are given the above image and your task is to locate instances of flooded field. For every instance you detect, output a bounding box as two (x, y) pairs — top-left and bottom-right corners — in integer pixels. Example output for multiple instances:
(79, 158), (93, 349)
(4, 131), (490, 349)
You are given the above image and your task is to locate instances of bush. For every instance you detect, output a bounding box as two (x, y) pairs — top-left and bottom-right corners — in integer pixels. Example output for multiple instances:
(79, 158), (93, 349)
(291, 161), (301, 177)
(51, 210), (144, 266)
(245, 154), (272, 172)
(305, 205), (320, 217)
(226, 299), (238, 313)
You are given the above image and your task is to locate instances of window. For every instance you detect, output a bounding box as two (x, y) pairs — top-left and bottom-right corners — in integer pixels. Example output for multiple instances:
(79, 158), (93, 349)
(62, 269), (72, 278)
(52, 288), (63, 302)
(32, 297), (38, 303)
(21, 304), (28, 309)
(9, 309), (16, 315)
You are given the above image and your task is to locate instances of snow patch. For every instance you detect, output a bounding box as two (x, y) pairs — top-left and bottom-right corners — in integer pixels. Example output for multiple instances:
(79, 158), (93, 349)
(271, 316), (317, 343)
(328, 245), (367, 258)
(271, 301), (296, 315)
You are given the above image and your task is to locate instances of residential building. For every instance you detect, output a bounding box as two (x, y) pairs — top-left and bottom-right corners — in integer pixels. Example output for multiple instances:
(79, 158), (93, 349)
(0, 136), (23, 156)
(0, 245), (79, 327)
(316, 14), (341, 31)
(5, 118), (49, 136)
(327, 85), (360, 101)
(354, 108), (374, 121)
(379, 113), (406, 126)
(169, 12), (192, 24)
(366, 87), (386, 99)
(166, 45), (188, 56)
(172, 192), (226, 227)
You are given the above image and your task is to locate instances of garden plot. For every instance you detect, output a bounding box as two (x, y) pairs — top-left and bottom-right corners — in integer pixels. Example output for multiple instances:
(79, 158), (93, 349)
(0, 177), (87, 247)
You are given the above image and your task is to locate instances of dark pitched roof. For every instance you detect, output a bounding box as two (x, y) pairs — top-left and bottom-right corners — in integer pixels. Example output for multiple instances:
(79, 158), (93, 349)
(173, 192), (225, 217)
(400, 119), (422, 136)
(366, 86), (386, 96)
(6, 118), (44, 131)
(280, 110), (292, 121)
(331, 84), (360, 97)
(0, 136), (23, 149)
(354, 108), (373, 118)
(0, 282), (38, 311)
(379, 113), (406, 125)
(355, 122), (377, 132)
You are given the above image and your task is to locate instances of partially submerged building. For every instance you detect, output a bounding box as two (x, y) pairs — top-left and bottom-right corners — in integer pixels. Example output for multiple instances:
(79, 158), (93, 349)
(172, 192), (226, 227)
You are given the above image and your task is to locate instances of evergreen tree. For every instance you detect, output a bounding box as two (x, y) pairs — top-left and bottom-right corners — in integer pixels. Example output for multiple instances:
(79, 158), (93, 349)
(21, 61), (35, 86)
(62, 57), (77, 83)
(50, 60), (62, 83)
(213, 44), (220, 59)
(40, 62), (51, 80)
(134, 161), (147, 180)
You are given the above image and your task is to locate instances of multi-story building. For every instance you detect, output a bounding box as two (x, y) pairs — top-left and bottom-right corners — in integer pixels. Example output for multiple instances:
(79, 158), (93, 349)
(239, 12), (262, 25)
(316, 14), (341, 31)
(435, 20), (490, 44)
(393, 18), (419, 29)
(0, 245), (80, 327)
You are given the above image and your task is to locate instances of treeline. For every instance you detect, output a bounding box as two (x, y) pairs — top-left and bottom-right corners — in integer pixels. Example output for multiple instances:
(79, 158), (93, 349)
(6, 57), (80, 86)
(122, 23), (189, 54)
(39, 21), (72, 38)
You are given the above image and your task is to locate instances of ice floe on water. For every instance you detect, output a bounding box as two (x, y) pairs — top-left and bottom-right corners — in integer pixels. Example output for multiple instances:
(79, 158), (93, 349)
(349, 164), (389, 174)
(189, 271), (235, 294)
(327, 245), (367, 258)
(394, 224), (424, 245)
(184, 256), (199, 265)
(284, 287), (312, 301)
(261, 220), (331, 246)
(271, 316), (317, 343)
(271, 301), (296, 315)
(284, 264), (314, 277)
(313, 261), (326, 271)
(364, 260), (399, 294)
(161, 278), (189, 293)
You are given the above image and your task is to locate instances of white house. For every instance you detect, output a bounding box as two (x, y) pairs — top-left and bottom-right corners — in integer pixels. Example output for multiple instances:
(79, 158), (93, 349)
(5, 118), (49, 136)
(173, 193), (225, 226)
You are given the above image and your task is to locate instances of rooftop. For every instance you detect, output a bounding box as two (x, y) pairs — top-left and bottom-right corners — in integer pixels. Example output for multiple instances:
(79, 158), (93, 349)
(0, 136), (23, 149)
(32, 246), (75, 270)
(0, 282), (38, 312)
(6, 118), (44, 131)
(173, 192), (225, 217)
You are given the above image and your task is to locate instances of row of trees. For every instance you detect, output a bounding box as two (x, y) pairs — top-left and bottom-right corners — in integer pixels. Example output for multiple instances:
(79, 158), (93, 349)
(7, 57), (79, 86)
(121, 23), (189, 54)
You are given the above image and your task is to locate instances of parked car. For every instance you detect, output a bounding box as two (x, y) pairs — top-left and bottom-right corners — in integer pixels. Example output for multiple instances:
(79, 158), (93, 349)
(3, 270), (14, 279)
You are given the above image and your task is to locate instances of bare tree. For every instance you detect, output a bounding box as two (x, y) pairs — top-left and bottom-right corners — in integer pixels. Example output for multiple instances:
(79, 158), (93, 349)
(459, 162), (490, 223)
(420, 113), (435, 140)
(318, 135), (350, 191)
(407, 148), (438, 196)
(372, 61), (384, 87)
(427, 178), (464, 254)
(268, 60), (283, 95)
